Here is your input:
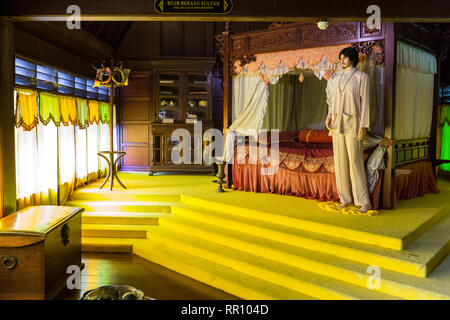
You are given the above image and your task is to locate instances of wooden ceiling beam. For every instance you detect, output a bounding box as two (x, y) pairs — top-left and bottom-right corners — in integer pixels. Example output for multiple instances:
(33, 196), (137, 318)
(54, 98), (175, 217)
(7, 16), (450, 23)
(3, 0), (450, 22)
(14, 21), (115, 60)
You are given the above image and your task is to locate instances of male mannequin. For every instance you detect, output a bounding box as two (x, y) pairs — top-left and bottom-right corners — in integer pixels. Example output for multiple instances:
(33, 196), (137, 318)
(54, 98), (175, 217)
(325, 47), (371, 213)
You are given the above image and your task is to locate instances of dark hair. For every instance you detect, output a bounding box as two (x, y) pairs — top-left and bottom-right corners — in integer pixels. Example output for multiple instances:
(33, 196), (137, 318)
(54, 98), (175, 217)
(339, 47), (359, 67)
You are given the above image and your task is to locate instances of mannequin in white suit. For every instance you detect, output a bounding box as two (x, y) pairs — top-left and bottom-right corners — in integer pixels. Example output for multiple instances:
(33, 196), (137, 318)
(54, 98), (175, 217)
(325, 47), (371, 213)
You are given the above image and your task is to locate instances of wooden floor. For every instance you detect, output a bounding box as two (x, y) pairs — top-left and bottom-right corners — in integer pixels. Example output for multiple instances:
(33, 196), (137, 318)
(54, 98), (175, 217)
(54, 252), (239, 300)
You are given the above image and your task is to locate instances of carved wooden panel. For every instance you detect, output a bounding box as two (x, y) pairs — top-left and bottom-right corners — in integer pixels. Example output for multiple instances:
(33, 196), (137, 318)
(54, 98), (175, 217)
(301, 22), (358, 46)
(248, 27), (299, 51)
(360, 22), (383, 38)
(232, 35), (247, 53)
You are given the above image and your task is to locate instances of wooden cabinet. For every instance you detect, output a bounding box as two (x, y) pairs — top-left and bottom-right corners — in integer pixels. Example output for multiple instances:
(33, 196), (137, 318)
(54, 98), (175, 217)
(0, 206), (83, 300)
(149, 58), (216, 174)
(150, 123), (214, 175)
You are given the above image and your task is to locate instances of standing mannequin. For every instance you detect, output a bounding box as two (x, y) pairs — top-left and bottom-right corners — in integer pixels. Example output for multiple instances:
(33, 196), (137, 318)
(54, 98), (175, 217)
(325, 47), (372, 213)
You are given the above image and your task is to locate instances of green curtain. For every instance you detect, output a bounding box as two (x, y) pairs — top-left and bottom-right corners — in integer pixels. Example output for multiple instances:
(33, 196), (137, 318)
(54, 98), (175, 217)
(76, 98), (89, 128)
(441, 122), (450, 172)
(99, 102), (110, 124)
(39, 92), (61, 125)
(262, 73), (328, 131)
(297, 74), (328, 129)
(262, 75), (297, 131)
(440, 104), (450, 127)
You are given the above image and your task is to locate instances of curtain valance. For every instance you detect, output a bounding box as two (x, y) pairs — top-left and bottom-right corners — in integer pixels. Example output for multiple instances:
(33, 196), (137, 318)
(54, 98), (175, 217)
(39, 92), (61, 126)
(397, 41), (437, 74)
(234, 43), (351, 79)
(60, 96), (77, 126)
(88, 100), (100, 125)
(15, 89), (39, 131)
(441, 104), (450, 127)
(99, 102), (110, 124)
(76, 98), (90, 128)
(14, 89), (109, 130)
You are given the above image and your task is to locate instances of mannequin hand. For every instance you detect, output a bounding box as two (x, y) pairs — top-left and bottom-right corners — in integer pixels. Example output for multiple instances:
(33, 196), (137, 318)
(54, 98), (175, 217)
(325, 118), (332, 130)
(358, 128), (367, 141)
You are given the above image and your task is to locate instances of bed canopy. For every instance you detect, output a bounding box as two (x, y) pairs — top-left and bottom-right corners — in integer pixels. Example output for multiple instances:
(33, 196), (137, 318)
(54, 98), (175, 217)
(216, 22), (441, 209)
(223, 41), (386, 162)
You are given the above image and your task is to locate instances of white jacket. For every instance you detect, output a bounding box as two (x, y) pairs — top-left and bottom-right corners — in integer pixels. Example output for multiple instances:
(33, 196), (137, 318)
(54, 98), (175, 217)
(326, 67), (370, 138)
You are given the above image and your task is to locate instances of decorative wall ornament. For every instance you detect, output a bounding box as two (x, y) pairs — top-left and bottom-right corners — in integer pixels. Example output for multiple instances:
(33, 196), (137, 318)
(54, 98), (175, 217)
(361, 22), (382, 38)
(351, 39), (385, 65)
(248, 28), (298, 51)
(302, 23), (357, 43)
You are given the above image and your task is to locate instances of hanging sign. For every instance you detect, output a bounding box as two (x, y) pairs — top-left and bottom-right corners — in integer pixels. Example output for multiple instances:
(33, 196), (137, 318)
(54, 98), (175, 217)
(154, 0), (233, 14)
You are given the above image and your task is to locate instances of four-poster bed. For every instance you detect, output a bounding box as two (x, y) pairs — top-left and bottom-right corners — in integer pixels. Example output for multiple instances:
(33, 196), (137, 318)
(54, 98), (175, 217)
(216, 22), (441, 209)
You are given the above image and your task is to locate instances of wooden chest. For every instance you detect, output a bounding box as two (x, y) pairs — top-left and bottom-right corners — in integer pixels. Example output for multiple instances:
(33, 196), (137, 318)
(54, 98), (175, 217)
(0, 206), (84, 300)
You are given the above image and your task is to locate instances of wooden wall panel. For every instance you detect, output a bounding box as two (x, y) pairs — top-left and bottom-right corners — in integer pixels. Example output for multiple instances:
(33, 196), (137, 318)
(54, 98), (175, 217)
(122, 146), (149, 167)
(118, 73), (153, 171)
(121, 76), (151, 97)
(121, 99), (150, 121)
(123, 124), (149, 143)
(184, 22), (205, 56)
(161, 22), (184, 56)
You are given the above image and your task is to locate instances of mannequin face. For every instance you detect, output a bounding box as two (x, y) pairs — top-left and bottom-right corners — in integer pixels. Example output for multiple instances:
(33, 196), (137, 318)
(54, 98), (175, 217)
(339, 54), (352, 69)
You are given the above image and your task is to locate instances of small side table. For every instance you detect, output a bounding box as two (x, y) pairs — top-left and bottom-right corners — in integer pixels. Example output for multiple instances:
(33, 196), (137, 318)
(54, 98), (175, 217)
(98, 151), (127, 191)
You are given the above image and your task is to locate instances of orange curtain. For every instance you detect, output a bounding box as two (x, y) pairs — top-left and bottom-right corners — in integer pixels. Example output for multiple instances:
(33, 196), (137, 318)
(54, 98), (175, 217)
(15, 89), (38, 131)
(88, 100), (100, 124)
(60, 96), (77, 126)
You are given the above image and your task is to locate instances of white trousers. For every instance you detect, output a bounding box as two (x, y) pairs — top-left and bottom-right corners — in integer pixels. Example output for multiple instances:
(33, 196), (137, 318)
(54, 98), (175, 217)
(332, 133), (371, 207)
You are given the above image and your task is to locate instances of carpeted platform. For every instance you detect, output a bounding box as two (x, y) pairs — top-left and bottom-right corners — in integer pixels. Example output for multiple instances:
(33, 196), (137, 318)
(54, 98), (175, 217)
(67, 172), (450, 300)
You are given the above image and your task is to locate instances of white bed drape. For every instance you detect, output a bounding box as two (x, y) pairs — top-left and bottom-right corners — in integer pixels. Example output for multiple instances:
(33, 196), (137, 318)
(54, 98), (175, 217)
(394, 41), (437, 140)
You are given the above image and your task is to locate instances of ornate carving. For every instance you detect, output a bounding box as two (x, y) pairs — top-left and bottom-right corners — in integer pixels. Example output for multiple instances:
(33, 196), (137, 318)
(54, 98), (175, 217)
(302, 23), (357, 43)
(215, 34), (225, 62)
(248, 29), (297, 51)
(230, 55), (257, 76)
(233, 37), (246, 52)
(361, 22), (382, 37)
(351, 39), (385, 65)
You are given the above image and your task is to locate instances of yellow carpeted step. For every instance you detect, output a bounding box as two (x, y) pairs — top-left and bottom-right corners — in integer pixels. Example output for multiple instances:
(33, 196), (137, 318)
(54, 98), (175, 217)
(133, 239), (317, 300)
(82, 236), (153, 253)
(157, 214), (450, 299)
(82, 224), (149, 239)
(82, 211), (167, 225)
(180, 195), (405, 250)
(66, 200), (172, 213)
(181, 196), (448, 251)
(170, 204), (448, 278)
(147, 226), (400, 300)
(72, 191), (180, 202)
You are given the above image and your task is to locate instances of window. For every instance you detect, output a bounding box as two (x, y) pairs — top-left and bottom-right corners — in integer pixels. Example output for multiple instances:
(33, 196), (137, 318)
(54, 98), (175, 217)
(440, 85), (450, 103)
(14, 57), (110, 102)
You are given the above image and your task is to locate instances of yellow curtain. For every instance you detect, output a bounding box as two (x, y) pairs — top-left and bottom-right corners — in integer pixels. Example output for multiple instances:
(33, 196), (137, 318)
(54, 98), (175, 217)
(60, 96), (77, 126)
(15, 89), (38, 131)
(88, 100), (100, 125)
